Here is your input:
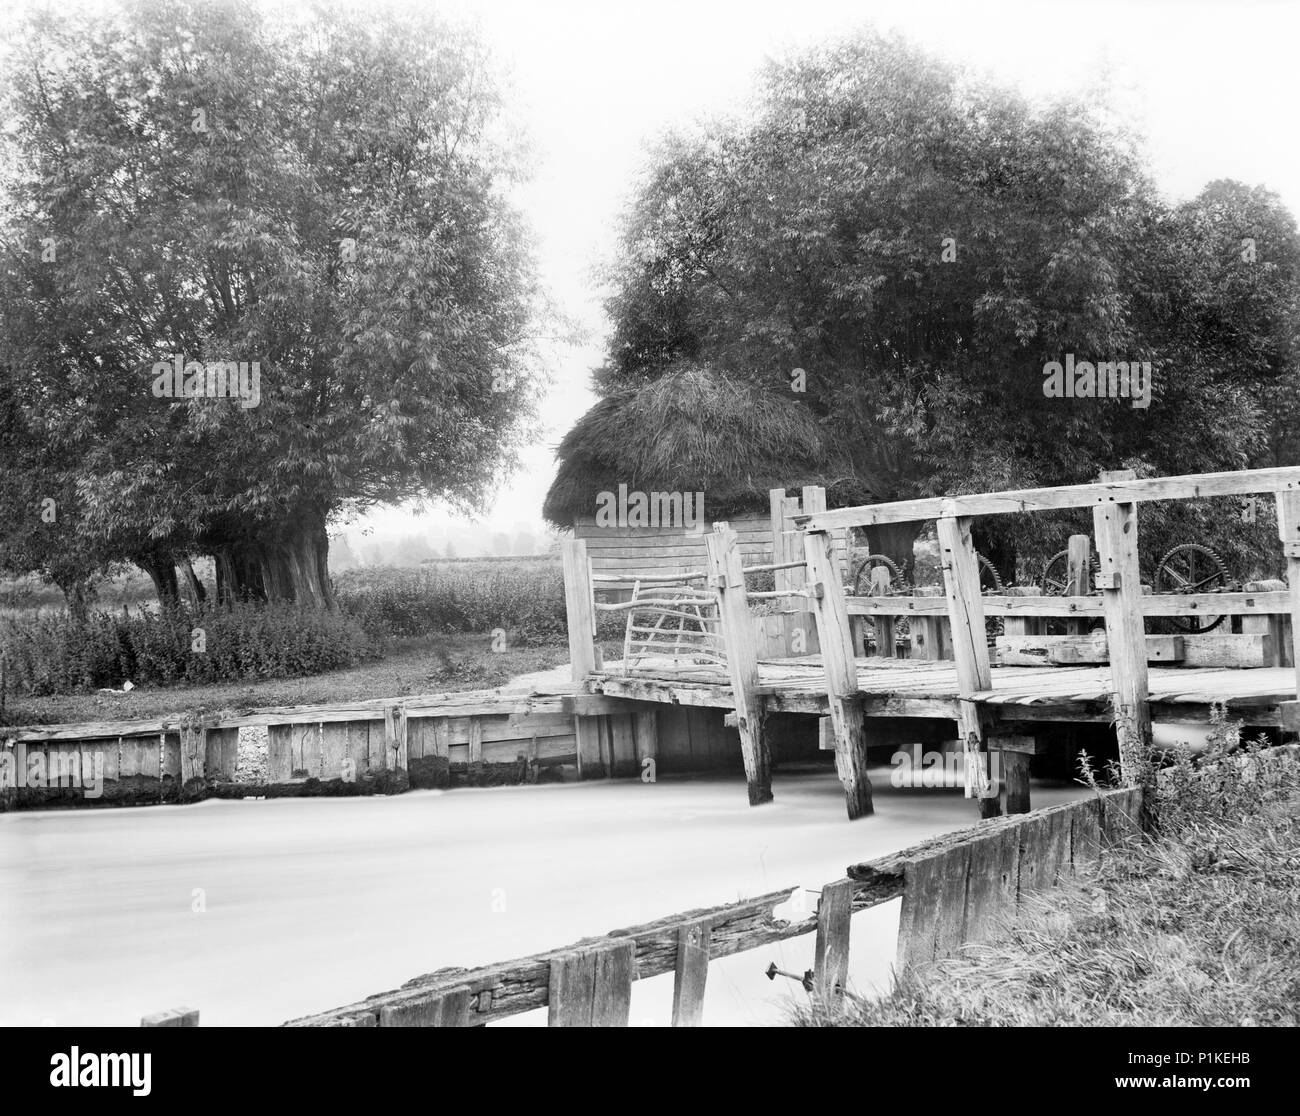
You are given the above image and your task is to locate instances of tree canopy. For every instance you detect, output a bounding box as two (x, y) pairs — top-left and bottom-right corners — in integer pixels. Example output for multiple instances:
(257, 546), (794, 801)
(0, 0), (544, 607)
(596, 30), (1300, 568)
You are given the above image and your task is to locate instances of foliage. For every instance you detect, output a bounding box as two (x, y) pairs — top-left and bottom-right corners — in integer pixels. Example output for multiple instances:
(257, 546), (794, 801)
(0, 600), (380, 694)
(597, 29), (1300, 568)
(0, 0), (545, 605)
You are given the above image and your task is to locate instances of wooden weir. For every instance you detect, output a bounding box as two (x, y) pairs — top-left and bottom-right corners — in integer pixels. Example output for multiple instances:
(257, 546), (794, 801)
(263, 784), (1144, 1027)
(561, 466), (1300, 821)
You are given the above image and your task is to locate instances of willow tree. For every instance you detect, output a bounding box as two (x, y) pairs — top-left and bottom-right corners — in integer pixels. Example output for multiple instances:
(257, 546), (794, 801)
(0, 0), (542, 608)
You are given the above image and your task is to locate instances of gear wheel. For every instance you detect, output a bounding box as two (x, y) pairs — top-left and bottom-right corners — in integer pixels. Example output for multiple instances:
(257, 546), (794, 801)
(1154, 543), (1229, 633)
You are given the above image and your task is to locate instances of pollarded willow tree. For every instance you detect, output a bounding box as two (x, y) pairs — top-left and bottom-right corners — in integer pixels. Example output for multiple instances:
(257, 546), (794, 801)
(0, 0), (544, 608)
(597, 31), (1300, 571)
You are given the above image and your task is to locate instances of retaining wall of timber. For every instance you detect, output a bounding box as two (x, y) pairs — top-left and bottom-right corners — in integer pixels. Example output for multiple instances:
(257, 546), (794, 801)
(273, 785), (1144, 1027)
(0, 689), (820, 811)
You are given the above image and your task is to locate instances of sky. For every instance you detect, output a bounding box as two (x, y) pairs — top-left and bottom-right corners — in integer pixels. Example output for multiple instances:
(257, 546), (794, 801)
(345, 0), (1300, 545)
(11, 0), (1300, 545)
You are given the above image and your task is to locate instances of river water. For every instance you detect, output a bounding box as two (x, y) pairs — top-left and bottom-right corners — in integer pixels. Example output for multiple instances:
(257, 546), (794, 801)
(0, 768), (1084, 1026)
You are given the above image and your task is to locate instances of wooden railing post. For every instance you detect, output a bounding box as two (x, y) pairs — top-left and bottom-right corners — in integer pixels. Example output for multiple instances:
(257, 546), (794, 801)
(804, 528), (874, 819)
(1092, 469), (1153, 791)
(1276, 491), (1300, 697)
(936, 516), (999, 818)
(1065, 533), (1092, 636)
(561, 537), (605, 778)
(704, 524), (773, 806)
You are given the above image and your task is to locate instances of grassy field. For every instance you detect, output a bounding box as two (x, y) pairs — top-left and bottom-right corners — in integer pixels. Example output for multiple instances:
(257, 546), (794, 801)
(0, 557), (610, 722)
(796, 742), (1300, 1027)
(0, 634), (577, 727)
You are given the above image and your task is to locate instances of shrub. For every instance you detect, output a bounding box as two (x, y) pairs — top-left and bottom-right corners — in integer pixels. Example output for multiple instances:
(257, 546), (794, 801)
(0, 601), (380, 695)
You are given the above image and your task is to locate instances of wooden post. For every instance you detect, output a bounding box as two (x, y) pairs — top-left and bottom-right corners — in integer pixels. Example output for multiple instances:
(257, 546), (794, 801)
(1093, 469), (1153, 793)
(561, 537), (605, 779)
(141, 1007), (199, 1027)
(995, 736), (1038, 815)
(547, 938), (636, 1027)
(936, 516), (999, 818)
(813, 878), (853, 1003)
(379, 986), (472, 1027)
(1065, 533), (1091, 636)
(633, 710), (658, 777)
(805, 528), (874, 819)
(705, 524), (773, 806)
(770, 488), (789, 596)
(179, 714), (206, 788)
(383, 705), (407, 772)
(671, 918), (710, 1027)
(1277, 492), (1300, 691)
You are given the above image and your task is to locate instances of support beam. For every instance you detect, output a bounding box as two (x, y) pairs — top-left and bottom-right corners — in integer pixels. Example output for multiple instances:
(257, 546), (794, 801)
(671, 919), (710, 1027)
(1065, 534), (1091, 636)
(705, 524), (772, 806)
(1092, 470), (1153, 795)
(561, 537), (605, 779)
(1277, 492), (1300, 697)
(813, 879), (853, 1004)
(805, 528), (874, 819)
(936, 516), (999, 818)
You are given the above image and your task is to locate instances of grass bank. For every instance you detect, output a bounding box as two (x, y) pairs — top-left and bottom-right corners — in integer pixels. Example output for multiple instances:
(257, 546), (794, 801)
(797, 740), (1300, 1027)
(0, 635), (575, 727)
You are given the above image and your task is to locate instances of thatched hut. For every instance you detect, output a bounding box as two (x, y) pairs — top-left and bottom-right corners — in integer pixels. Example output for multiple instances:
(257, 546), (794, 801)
(544, 365), (861, 584)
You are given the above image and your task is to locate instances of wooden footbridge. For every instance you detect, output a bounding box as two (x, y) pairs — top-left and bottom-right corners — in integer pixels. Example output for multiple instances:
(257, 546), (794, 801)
(560, 467), (1300, 819)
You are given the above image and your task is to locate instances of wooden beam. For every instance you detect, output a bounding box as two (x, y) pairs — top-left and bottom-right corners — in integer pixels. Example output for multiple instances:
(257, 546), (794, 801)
(804, 528), (874, 819)
(1065, 534), (1091, 636)
(1002, 750), (1032, 814)
(801, 465), (1300, 530)
(813, 879), (853, 1004)
(847, 589), (1293, 618)
(1277, 491), (1300, 700)
(936, 516), (998, 816)
(562, 537), (605, 779)
(671, 919), (710, 1027)
(1092, 470), (1153, 790)
(704, 524), (773, 806)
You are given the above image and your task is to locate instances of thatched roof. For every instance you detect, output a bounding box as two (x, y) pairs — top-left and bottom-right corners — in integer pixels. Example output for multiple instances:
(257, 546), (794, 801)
(543, 365), (863, 528)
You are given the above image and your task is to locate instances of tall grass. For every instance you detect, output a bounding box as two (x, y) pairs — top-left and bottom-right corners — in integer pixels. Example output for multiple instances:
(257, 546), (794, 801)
(794, 729), (1300, 1027)
(335, 560), (574, 643)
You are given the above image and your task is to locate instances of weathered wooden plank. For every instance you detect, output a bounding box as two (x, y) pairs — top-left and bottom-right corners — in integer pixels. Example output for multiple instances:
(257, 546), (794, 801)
(378, 986), (471, 1027)
(1003, 749), (1032, 814)
(803, 465), (1300, 530)
(813, 878), (853, 1002)
(671, 919), (710, 1027)
(1093, 471), (1153, 788)
(848, 590), (1294, 618)
(591, 938), (636, 1027)
(896, 844), (970, 969)
(1016, 807), (1072, 897)
(1071, 796), (1103, 869)
(962, 828), (1020, 945)
(321, 722), (349, 779)
(1277, 492), (1300, 696)
(805, 527), (872, 818)
(267, 725), (294, 784)
(705, 524), (772, 806)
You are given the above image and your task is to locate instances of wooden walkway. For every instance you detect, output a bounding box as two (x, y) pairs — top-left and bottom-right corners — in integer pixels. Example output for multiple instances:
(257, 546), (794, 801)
(561, 465), (1300, 818)
(589, 655), (1299, 725)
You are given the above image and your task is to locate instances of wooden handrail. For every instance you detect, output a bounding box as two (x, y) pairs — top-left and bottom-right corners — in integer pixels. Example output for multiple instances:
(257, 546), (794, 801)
(800, 465), (1300, 531)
